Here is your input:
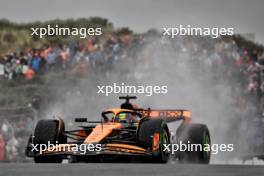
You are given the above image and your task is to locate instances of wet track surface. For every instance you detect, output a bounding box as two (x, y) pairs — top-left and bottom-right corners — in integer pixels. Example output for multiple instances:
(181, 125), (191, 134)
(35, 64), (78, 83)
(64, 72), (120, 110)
(1, 163), (264, 176)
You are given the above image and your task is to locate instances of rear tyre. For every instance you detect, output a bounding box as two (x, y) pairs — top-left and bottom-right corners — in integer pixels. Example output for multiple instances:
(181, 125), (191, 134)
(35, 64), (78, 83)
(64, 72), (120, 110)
(33, 119), (66, 163)
(176, 123), (211, 164)
(137, 118), (170, 163)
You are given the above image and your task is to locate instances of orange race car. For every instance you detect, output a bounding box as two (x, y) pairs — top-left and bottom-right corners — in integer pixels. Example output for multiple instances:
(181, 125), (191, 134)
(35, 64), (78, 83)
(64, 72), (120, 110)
(25, 96), (211, 163)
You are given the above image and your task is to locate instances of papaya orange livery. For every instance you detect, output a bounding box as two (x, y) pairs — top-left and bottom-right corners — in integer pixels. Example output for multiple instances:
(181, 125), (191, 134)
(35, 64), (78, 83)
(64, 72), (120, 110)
(84, 123), (122, 144)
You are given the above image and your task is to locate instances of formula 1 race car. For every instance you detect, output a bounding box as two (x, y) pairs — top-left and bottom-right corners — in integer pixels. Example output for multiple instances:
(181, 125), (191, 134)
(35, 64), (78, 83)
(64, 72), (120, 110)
(25, 96), (211, 163)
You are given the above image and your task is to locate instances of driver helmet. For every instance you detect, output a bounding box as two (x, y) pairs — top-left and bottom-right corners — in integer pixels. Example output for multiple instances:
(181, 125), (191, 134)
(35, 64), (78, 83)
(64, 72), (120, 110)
(116, 113), (135, 123)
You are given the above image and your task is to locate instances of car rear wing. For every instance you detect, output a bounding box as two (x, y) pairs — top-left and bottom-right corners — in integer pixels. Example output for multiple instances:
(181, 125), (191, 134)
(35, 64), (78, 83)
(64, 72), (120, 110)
(137, 109), (191, 123)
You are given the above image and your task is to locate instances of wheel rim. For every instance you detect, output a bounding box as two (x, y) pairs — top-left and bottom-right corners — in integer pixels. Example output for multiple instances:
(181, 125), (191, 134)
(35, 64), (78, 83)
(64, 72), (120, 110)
(203, 132), (210, 159)
(160, 129), (169, 160)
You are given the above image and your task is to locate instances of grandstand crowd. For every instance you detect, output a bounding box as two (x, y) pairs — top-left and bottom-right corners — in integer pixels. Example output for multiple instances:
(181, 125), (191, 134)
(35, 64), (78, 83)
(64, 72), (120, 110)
(0, 32), (264, 162)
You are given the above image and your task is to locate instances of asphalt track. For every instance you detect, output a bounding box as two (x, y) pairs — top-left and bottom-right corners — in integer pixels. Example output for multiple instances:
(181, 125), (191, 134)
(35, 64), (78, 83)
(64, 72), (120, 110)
(1, 163), (264, 176)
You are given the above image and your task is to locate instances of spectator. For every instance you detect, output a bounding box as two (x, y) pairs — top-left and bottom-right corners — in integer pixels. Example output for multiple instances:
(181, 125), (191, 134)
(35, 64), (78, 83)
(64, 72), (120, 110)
(24, 67), (35, 80)
(30, 50), (41, 72)
(60, 45), (70, 69)
(0, 57), (4, 80)
(0, 134), (5, 161)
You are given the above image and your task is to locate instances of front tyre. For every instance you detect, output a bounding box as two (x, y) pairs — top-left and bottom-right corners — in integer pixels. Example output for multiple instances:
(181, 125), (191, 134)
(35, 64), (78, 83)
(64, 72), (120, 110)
(33, 119), (66, 163)
(137, 118), (170, 163)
